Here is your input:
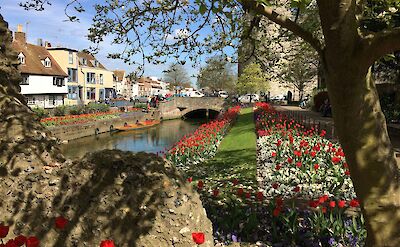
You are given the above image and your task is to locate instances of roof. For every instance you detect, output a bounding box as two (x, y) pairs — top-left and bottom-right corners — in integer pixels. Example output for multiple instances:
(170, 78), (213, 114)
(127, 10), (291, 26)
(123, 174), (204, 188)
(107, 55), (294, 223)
(113, 70), (125, 81)
(12, 41), (68, 77)
(78, 51), (107, 70)
(47, 47), (79, 52)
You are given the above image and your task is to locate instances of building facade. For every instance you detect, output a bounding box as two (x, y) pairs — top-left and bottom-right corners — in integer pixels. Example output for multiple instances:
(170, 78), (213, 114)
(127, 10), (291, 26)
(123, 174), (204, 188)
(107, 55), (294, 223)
(48, 50), (114, 105)
(12, 25), (68, 109)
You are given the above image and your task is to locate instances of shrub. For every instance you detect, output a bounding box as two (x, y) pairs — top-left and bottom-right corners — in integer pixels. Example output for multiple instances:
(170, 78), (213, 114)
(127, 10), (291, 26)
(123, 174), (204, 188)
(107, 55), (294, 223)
(32, 107), (49, 119)
(85, 103), (110, 113)
(69, 105), (86, 115)
(53, 105), (67, 116)
(313, 91), (329, 112)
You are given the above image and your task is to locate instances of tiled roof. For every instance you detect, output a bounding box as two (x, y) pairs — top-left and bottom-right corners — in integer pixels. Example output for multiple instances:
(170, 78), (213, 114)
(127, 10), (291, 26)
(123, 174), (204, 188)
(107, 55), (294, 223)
(113, 70), (125, 81)
(12, 41), (67, 77)
(77, 51), (107, 70)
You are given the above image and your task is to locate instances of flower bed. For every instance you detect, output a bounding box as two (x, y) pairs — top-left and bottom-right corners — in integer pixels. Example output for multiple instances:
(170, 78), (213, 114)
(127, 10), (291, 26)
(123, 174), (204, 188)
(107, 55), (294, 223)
(165, 106), (240, 170)
(254, 102), (365, 246)
(40, 112), (120, 126)
(39, 108), (142, 127)
(256, 104), (356, 200)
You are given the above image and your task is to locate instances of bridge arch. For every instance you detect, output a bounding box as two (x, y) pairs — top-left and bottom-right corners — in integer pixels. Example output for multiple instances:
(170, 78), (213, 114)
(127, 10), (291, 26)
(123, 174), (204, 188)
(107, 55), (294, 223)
(182, 108), (221, 119)
(159, 97), (225, 120)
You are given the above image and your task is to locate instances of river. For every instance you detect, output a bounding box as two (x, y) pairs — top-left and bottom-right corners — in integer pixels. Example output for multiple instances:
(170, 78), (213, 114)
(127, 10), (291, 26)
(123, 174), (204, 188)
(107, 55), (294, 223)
(61, 119), (202, 159)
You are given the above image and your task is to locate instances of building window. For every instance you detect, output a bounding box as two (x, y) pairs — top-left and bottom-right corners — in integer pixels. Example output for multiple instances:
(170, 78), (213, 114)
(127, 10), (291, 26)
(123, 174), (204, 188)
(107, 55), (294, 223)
(68, 51), (74, 64)
(68, 86), (78, 100)
(18, 52), (25, 64)
(86, 72), (95, 84)
(53, 77), (65, 87)
(67, 68), (77, 82)
(44, 57), (51, 68)
(99, 74), (104, 85)
(48, 95), (56, 107)
(87, 87), (96, 100)
(94, 60), (99, 67)
(21, 75), (29, 85)
(82, 58), (87, 66)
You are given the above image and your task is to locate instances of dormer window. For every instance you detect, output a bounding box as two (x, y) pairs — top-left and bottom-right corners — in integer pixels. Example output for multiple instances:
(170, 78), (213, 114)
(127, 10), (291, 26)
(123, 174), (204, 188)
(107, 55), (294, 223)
(44, 57), (51, 68)
(18, 52), (25, 64)
(94, 60), (99, 67)
(82, 58), (87, 66)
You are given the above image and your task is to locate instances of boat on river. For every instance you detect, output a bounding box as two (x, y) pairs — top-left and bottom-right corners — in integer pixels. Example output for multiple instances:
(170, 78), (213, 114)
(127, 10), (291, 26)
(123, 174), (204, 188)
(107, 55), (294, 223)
(114, 120), (161, 131)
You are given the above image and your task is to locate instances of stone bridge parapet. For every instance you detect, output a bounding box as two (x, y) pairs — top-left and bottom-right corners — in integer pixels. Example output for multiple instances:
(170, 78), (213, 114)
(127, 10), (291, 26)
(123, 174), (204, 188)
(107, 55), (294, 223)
(159, 97), (225, 120)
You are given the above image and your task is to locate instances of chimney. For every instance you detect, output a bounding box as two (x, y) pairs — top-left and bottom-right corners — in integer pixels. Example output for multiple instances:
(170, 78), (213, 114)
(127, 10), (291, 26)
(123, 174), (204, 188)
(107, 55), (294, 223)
(44, 41), (48, 47)
(14, 24), (26, 43)
(37, 38), (43, 46)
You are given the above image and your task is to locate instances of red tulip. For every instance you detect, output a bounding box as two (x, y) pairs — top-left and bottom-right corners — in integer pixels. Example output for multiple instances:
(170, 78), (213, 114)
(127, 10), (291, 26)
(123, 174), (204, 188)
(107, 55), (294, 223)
(237, 188), (244, 196)
(338, 200), (346, 208)
(314, 164), (319, 170)
(296, 162), (302, 168)
(245, 192), (251, 199)
(212, 189), (219, 197)
(349, 199), (360, 207)
(309, 200), (319, 208)
(197, 180), (204, 189)
(275, 164), (281, 170)
(26, 236), (40, 247)
(332, 156), (341, 164)
(5, 240), (17, 247)
(272, 183), (279, 189)
(273, 207), (281, 217)
(187, 177), (193, 183)
(287, 157), (293, 163)
(0, 225), (9, 238)
(329, 201), (336, 208)
(293, 186), (300, 193)
(55, 216), (68, 230)
(100, 240), (115, 247)
(345, 170), (351, 176)
(232, 178), (239, 186)
(14, 235), (27, 246)
(271, 152), (276, 157)
(192, 232), (205, 245)
(322, 207), (327, 213)
(256, 191), (264, 201)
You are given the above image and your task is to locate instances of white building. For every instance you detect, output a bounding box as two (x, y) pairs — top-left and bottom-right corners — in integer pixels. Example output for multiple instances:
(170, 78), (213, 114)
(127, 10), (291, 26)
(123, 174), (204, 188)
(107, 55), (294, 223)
(12, 25), (68, 109)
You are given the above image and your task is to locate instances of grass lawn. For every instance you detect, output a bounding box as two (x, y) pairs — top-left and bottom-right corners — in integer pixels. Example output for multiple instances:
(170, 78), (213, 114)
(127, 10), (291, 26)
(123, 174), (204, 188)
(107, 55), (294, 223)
(187, 107), (257, 185)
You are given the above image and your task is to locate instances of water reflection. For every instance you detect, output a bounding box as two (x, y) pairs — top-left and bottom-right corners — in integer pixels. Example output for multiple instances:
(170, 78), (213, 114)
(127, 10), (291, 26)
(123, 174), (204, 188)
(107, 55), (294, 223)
(61, 119), (202, 159)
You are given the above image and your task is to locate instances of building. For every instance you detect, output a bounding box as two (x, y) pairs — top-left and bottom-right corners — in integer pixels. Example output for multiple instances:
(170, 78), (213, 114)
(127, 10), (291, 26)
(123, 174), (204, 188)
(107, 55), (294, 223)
(12, 25), (68, 109)
(137, 77), (154, 96)
(48, 49), (114, 105)
(113, 70), (128, 98)
(47, 47), (81, 105)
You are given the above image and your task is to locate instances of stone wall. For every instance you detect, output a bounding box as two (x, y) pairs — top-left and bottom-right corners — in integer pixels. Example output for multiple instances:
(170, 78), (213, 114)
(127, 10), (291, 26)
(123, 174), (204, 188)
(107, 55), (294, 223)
(159, 97), (224, 120)
(49, 110), (160, 142)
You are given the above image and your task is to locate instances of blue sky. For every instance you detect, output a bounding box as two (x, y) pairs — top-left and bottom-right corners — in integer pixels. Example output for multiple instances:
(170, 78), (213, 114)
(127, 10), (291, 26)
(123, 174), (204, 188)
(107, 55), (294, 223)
(0, 0), (212, 84)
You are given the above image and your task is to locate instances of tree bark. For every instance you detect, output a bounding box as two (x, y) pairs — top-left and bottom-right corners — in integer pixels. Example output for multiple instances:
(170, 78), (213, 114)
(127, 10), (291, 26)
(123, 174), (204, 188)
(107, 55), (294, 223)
(325, 61), (400, 246)
(0, 14), (62, 168)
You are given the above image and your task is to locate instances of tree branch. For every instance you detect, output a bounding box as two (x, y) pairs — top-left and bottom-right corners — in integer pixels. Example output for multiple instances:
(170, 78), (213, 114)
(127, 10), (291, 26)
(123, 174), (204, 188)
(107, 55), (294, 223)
(362, 27), (400, 66)
(240, 0), (324, 56)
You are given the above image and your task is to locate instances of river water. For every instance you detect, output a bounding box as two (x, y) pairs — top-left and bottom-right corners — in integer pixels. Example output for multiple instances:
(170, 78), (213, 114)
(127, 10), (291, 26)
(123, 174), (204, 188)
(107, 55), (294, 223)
(61, 119), (202, 159)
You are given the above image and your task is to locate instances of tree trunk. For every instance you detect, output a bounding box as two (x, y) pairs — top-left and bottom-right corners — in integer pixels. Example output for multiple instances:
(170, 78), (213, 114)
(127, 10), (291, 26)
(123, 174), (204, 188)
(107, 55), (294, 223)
(0, 14), (62, 167)
(325, 63), (400, 246)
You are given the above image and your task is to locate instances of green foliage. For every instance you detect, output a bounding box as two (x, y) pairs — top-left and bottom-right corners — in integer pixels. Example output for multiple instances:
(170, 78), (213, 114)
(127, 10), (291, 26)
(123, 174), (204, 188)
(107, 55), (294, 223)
(197, 56), (236, 91)
(53, 105), (67, 116)
(163, 63), (191, 89)
(32, 107), (49, 119)
(69, 105), (87, 115)
(237, 63), (269, 94)
(380, 94), (400, 123)
(281, 42), (318, 100)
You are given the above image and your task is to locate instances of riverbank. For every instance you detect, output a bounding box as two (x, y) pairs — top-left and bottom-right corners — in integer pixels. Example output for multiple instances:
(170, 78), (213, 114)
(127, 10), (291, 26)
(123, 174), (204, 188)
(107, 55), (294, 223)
(48, 110), (160, 142)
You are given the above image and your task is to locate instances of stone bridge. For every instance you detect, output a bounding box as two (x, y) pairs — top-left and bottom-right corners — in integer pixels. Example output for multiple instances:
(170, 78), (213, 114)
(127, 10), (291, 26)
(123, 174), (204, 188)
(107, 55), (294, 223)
(159, 97), (225, 119)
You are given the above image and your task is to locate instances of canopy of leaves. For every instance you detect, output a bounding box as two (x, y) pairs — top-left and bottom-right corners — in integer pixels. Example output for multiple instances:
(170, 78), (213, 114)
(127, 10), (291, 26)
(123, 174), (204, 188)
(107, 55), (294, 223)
(163, 63), (191, 88)
(236, 62), (268, 94)
(197, 56), (236, 91)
